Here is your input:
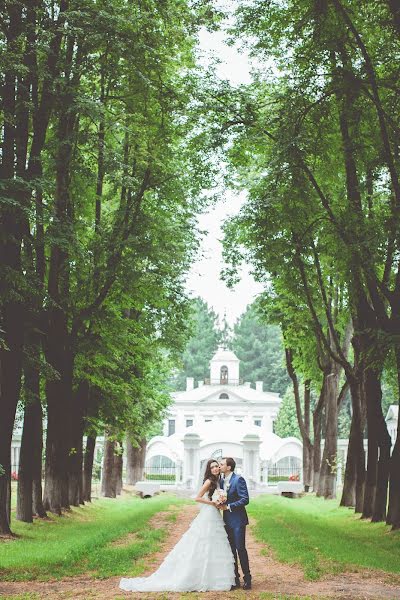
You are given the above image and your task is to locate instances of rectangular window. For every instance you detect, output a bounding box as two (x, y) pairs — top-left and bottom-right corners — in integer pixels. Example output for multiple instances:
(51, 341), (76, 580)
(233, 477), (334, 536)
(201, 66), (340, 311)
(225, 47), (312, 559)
(254, 419), (262, 427)
(186, 419), (193, 427)
(168, 419), (175, 436)
(236, 419), (243, 422)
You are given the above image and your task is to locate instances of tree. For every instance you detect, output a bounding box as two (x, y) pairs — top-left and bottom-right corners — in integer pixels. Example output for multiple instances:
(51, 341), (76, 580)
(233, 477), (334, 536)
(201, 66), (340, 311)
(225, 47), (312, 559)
(0, 0), (219, 533)
(232, 302), (289, 395)
(219, 0), (398, 519)
(173, 298), (221, 390)
(274, 388), (301, 440)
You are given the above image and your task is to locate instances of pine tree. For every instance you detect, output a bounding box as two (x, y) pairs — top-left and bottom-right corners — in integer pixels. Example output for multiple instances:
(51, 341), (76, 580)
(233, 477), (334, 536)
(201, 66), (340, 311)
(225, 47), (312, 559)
(232, 303), (289, 395)
(173, 298), (221, 390)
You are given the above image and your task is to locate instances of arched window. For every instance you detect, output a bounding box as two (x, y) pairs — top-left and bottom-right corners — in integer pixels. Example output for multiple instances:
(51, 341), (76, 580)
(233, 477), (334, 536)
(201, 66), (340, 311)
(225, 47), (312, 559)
(220, 365), (228, 384)
(211, 449), (223, 459)
(147, 455), (175, 469)
(219, 393), (229, 399)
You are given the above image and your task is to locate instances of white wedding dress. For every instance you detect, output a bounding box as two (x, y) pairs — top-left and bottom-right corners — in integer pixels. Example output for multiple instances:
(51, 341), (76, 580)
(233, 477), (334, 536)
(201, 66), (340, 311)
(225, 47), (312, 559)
(119, 498), (235, 592)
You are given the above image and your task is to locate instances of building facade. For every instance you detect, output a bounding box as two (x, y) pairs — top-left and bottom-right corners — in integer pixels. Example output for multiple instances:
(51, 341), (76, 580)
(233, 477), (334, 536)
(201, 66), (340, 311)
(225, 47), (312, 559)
(146, 348), (303, 490)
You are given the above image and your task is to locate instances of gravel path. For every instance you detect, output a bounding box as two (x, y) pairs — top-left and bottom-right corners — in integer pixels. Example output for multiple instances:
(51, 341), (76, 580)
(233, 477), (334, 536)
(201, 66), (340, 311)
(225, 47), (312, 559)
(1, 503), (400, 599)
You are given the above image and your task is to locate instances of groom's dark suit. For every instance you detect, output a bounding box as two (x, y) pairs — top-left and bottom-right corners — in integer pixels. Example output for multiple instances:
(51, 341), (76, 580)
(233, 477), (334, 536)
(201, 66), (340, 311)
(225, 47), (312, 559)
(220, 472), (251, 585)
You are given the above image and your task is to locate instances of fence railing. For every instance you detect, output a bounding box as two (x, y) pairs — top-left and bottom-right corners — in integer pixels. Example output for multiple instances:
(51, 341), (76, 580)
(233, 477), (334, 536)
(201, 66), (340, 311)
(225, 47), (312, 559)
(204, 378), (244, 386)
(143, 467), (176, 484)
(261, 466), (302, 484)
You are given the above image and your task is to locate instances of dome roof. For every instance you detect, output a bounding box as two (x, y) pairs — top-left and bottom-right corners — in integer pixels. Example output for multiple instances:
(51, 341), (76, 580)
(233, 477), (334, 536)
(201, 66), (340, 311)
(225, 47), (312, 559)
(211, 347), (239, 362)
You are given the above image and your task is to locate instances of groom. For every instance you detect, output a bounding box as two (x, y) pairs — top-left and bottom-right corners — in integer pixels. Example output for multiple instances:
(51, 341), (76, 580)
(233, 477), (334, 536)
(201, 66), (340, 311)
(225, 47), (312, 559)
(218, 457), (252, 591)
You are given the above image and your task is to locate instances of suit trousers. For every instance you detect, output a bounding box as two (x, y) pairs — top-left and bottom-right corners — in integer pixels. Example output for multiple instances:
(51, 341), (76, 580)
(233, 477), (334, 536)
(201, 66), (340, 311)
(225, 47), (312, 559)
(225, 523), (251, 583)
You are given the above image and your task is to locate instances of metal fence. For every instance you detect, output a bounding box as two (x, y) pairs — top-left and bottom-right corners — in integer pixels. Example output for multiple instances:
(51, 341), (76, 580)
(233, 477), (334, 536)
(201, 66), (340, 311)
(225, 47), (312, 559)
(262, 465), (302, 484)
(142, 466), (176, 484)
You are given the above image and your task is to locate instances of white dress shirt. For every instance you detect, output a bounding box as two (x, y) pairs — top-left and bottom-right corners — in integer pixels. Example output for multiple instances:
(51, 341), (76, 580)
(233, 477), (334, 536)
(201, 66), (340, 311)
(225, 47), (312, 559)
(223, 472), (233, 511)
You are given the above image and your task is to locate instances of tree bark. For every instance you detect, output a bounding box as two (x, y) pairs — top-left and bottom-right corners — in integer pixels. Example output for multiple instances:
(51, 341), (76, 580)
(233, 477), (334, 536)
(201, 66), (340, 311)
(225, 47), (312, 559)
(362, 367), (391, 521)
(303, 381), (313, 491)
(284, 349), (314, 492)
(68, 382), (88, 506)
(320, 370), (340, 499)
(115, 447), (123, 496)
(16, 359), (40, 522)
(126, 437), (147, 485)
(313, 394), (323, 493)
(387, 0), (400, 35)
(387, 348), (400, 528)
(102, 437), (117, 498)
(83, 435), (96, 502)
(43, 38), (81, 513)
(340, 377), (365, 510)
(0, 2), (24, 536)
(32, 389), (46, 519)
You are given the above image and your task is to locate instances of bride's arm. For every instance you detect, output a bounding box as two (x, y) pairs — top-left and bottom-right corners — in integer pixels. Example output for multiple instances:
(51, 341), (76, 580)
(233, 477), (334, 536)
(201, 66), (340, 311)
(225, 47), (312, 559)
(195, 479), (216, 506)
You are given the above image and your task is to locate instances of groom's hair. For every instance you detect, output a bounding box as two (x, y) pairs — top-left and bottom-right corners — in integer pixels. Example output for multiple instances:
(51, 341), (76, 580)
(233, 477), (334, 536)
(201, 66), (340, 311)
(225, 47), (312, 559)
(223, 457), (236, 472)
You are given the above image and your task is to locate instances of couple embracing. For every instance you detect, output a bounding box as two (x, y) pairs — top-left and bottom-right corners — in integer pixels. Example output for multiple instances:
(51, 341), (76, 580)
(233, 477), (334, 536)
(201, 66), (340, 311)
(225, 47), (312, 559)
(120, 456), (252, 592)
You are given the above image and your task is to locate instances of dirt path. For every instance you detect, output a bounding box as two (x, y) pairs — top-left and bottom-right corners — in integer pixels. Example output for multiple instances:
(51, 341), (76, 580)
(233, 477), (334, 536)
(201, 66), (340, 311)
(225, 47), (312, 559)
(1, 504), (400, 600)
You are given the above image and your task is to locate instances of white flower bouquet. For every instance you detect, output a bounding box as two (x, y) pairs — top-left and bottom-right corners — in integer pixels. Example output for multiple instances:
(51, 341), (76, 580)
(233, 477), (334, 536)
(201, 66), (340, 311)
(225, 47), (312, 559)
(212, 488), (227, 505)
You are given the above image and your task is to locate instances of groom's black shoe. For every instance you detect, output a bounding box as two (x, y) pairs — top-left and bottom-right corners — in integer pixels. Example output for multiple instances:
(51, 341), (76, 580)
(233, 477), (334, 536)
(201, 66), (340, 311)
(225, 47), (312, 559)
(242, 579), (252, 590)
(230, 579), (241, 590)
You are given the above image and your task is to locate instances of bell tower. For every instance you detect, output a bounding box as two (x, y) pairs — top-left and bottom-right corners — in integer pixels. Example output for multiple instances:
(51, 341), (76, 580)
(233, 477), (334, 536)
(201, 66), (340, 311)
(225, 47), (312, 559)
(210, 347), (240, 385)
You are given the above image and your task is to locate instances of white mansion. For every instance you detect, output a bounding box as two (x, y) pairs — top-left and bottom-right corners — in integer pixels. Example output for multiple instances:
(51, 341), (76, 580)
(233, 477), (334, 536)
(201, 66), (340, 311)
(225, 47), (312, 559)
(145, 347), (303, 490)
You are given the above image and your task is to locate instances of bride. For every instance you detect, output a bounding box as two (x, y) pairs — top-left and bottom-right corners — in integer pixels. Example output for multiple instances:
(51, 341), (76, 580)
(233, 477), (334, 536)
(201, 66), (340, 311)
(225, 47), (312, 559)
(119, 459), (235, 592)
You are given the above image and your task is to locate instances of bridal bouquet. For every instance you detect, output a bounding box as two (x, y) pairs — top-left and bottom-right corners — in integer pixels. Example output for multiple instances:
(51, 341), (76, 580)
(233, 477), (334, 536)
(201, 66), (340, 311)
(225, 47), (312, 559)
(212, 488), (227, 505)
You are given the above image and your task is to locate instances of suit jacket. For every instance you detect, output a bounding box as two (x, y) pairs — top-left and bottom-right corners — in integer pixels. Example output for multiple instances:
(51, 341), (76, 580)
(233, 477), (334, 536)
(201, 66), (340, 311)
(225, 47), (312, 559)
(220, 472), (249, 527)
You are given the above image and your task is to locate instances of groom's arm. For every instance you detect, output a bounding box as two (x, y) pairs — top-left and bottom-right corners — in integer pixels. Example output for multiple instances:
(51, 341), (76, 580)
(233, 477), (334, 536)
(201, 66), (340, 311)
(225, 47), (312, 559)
(227, 476), (249, 511)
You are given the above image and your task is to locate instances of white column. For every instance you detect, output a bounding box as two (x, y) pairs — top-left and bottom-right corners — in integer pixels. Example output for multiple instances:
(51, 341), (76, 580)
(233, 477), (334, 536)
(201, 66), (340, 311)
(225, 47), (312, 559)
(175, 459), (182, 485)
(241, 434), (262, 487)
(182, 432), (202, 489)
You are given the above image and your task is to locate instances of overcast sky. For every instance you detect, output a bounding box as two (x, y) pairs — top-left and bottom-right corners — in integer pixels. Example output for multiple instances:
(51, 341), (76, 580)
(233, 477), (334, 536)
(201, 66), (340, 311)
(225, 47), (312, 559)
(185, 25), (264, 326)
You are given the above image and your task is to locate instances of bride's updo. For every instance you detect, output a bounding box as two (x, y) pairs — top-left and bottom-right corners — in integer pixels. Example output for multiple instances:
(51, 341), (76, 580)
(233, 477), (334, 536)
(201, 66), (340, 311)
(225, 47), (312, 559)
(203, 459), (220, 500)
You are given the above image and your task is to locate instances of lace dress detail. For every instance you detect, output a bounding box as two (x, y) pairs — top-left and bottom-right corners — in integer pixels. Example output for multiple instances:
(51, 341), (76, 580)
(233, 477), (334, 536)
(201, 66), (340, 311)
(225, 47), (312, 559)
(119, 501), (235, 592)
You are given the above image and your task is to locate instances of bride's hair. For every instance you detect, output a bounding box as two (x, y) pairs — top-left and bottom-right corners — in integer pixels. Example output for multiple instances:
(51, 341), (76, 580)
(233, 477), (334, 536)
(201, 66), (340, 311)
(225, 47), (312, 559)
(203, 459), (220, 500)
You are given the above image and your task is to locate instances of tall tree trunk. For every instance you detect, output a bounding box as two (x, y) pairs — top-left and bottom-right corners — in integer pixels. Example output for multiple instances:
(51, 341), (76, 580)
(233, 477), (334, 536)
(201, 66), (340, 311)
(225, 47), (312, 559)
(362, 374), (378, 519)
(362, 367), (391, 521)
(321, 370), (340, 499)
(341, 377), (365, 510)
(115, 447), (123, 496)
(16, 357), (40, 522)
(83, 435), (96, 502)
(43, 42), (80, 513)
(284, 349), (314, 492)
(0, 2), (24, 538)
(43, 328), (73, 514)
(32, 392), (46, 519)
(102, 437), (117, 498)
(313, 404), (323, 493)
(68, 382), (88, 506)
(303, 381), (313, 491)
(126, 437), (147, 485)
(387, 348), (400, 528)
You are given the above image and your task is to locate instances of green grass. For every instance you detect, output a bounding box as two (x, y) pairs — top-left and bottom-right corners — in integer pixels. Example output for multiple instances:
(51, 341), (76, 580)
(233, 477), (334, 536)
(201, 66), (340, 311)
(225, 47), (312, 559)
(248, 494), (400, 580)
(0, 493), (186, 582)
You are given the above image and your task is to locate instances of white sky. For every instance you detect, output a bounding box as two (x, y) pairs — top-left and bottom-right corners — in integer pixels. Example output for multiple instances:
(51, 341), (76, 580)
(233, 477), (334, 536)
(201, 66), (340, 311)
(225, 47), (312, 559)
(185, 25), (264, 326)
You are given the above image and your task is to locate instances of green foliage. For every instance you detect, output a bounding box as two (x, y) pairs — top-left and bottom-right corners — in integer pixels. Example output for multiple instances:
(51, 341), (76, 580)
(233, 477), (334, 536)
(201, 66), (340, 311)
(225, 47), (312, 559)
(172, 298), (221, 390)
(274, 388), (301, 440)
(232, 302), (289, 395)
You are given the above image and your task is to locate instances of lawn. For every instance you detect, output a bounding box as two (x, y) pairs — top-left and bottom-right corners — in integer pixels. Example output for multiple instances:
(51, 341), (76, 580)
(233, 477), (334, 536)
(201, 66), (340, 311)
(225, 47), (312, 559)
(0, 493), (185, 582)
(248, 494), (400, 580)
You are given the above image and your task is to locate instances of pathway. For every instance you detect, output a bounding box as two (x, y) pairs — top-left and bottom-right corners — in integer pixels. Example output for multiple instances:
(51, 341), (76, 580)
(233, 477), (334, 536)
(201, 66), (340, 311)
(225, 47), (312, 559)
(1, 504), (400, 599)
